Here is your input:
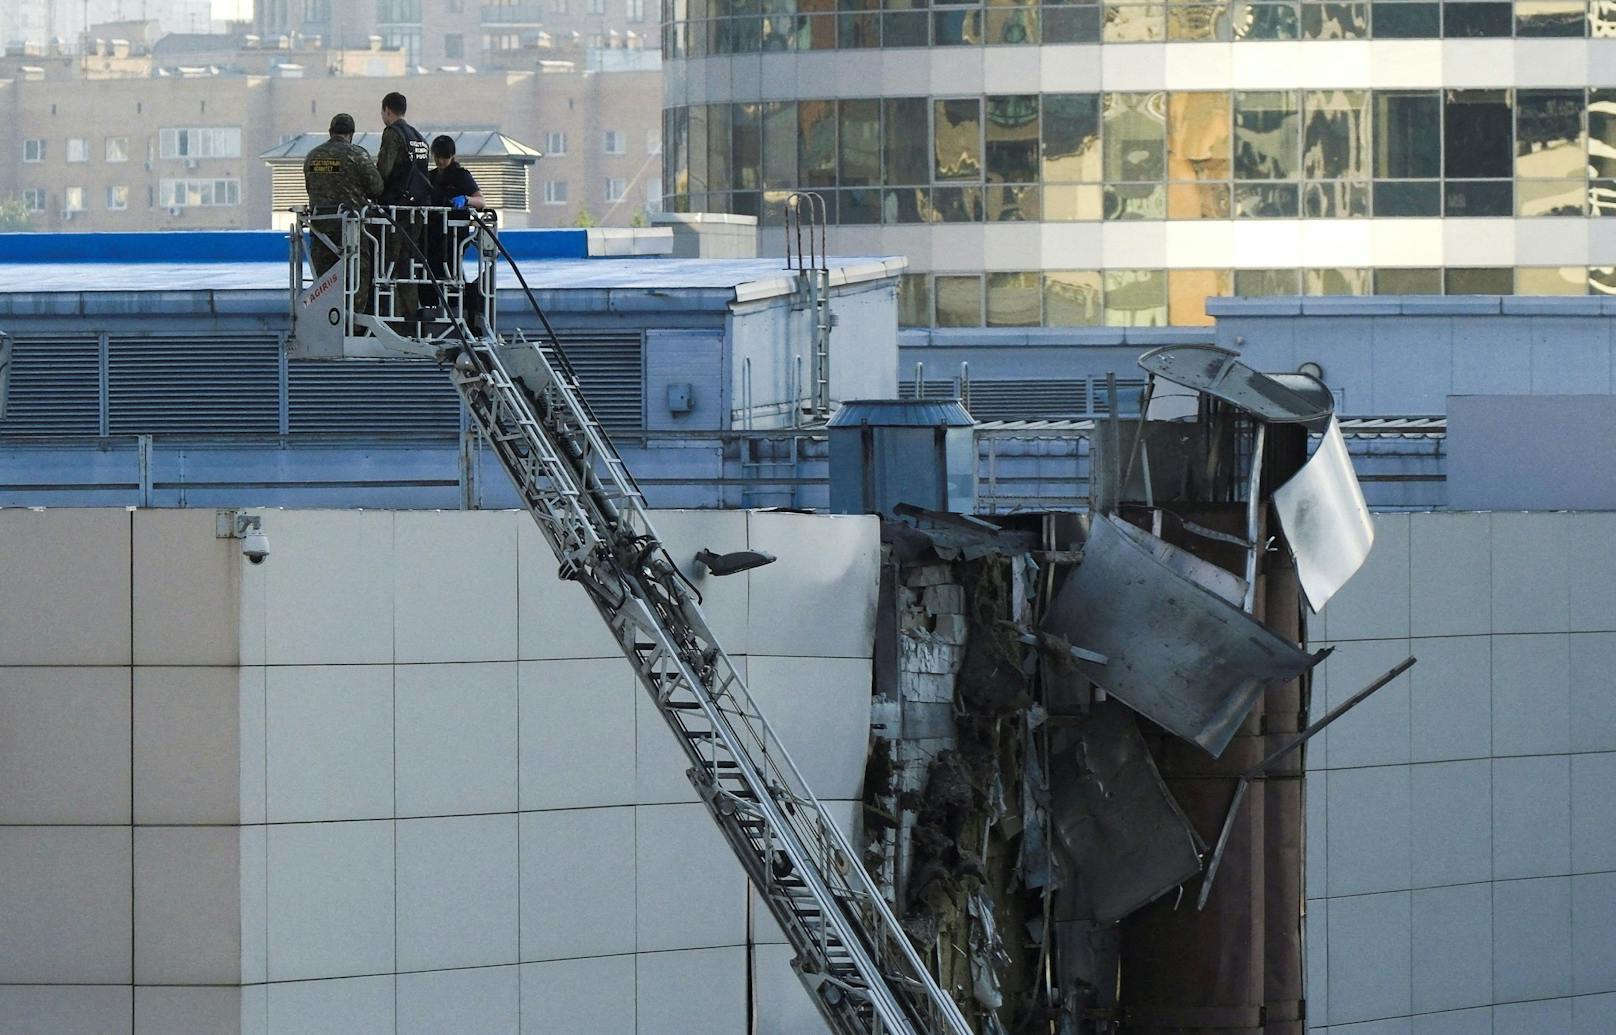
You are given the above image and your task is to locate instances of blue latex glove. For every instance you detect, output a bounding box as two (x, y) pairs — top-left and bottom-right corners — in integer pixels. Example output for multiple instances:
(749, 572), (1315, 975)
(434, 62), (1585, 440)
(451, 195), (469, 210)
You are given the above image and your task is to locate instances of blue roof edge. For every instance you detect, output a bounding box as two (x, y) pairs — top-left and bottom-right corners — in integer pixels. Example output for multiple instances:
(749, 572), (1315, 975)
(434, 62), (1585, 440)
(0, 226), (672, 265)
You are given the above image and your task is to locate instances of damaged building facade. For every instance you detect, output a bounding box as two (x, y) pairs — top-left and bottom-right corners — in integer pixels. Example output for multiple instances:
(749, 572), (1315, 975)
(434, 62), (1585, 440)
(835, 346), (1385, 1035)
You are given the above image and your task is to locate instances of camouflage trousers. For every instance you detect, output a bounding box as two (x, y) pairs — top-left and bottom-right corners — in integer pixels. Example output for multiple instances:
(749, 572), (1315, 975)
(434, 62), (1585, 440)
(384, 217), (424, 320)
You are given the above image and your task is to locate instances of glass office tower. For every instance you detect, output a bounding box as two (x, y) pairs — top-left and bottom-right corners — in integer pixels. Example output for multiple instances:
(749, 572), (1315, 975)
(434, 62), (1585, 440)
(660, 4), (1616, 327)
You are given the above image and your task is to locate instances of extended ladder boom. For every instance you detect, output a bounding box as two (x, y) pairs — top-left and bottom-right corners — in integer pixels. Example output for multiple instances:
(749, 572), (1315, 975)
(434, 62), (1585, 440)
(442, 286), (971, 1034)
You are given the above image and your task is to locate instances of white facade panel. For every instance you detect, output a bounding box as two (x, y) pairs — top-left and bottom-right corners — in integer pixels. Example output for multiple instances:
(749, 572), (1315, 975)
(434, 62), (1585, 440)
(0, 666), (131, 825)
(1442, 39), (1515, 88)
(264, 664), (394, 823)
(1370, 219), (1445, 267)
(1229, 42), (1303, 90)
(0, 509), (131, 666)
(524, 658), (642, 810)
(394, 510), (519, 664)
(0, 507), (879, 1031)
(395, 814), (520, 972)
(1162, 42), (1232, 90)
(395, 661), (519, 818)
(397, 966), (520, 1035)
(260, 510), (394, 667)
(519, 805), (641, 962)
(1443, 218), (1516, 268)
(1038, 45), (1103, 91)
(265, 820), (395, 982)
(521, 955), (638, 1034)
(1100, 41), (1164, 90)
(1310, 511), (1616, 1034)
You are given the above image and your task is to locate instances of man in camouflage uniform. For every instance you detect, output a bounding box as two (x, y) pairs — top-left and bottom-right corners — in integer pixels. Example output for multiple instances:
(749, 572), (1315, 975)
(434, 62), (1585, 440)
(303, 112), (383, 313)
(376, 91), (433, 323)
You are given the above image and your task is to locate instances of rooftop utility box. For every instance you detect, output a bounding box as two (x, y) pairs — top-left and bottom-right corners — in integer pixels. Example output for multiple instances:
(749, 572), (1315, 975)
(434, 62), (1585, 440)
(827, 398), (976, 517)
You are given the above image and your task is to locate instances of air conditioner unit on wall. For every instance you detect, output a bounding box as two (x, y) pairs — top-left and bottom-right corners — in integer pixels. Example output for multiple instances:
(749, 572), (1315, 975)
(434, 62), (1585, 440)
(167, 206), (182, 217)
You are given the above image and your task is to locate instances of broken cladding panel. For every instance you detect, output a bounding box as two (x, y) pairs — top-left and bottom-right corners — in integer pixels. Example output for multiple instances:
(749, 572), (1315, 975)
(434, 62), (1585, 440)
(1041, 513), (1321, 757)
(923, 584), (967, 615)
(900, 633), (964, 676)
(1046, 700), (1205, 925)
(898, 669), (956, 704)
(932, 614), (969, 644)
(906, 563), (958, 588)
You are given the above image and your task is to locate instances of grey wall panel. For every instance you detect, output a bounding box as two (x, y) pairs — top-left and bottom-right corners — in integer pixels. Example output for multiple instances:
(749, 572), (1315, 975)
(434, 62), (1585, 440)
(1448, 395), (1616, 510)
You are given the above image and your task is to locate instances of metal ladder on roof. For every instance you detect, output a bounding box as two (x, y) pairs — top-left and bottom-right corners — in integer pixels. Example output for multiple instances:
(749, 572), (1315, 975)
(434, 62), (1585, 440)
(429, 226), (973, 1035)
(787, 192), (833, 425)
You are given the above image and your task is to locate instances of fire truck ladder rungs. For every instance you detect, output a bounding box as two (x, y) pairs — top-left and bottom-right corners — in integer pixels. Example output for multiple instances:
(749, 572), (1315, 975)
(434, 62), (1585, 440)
(386, 210), (973, 1035)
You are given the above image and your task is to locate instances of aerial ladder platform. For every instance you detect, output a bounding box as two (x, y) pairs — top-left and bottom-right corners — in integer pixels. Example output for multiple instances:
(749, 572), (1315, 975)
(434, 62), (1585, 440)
(288, 204), (973, 1035)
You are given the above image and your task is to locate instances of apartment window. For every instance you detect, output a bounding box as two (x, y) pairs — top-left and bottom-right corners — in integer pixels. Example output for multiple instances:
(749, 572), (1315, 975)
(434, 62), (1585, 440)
(22, 139), (45, 163)
(304, 0), (331, 17)
(987, 271), (1041, 326)
(1517, 89), (1585, 216)
(589, 0), (606, 13)
(603, 130), (626, 155)
(644, 181), (663, 213)
(544, 180), (569, 204)
(447, 0), (464, 10)
(159, 128), (242, 160)
(444, 33), (464, 58)
(62, 187), (86, 212)
(627, 0), (645, 20)
(377, 0), (422, 19)
(383, 27), (423, 61)
(898, 273), (931, 328)
(1443, 89), (1513, 216)
(1233, 91), (1301, 217)
(159, 178), (242, 208)
(646, 129), (662, 155)
(22, 188), (45, 212)
(65, 138), (90, 163)
(1302, 89), (1370, 216)
(554, 0), (570, 13)
(544, 131), (567, 155)
(1373, 91), (1441, 215)
(105, 136), (129, 163)
(603, 178), (627, 202)
(106, 185), (129, 210)
(1102, 268), (1167, 326)
(485, 32), (521, 49)
(935, 274), (983, 327)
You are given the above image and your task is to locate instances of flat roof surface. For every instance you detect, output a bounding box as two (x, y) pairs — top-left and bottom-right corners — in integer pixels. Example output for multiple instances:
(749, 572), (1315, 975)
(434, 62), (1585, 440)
(0, 257), (904, 293)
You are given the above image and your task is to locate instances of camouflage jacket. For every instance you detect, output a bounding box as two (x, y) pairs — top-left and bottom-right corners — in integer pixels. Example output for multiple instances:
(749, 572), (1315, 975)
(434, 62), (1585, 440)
(303, 138), (383, 213)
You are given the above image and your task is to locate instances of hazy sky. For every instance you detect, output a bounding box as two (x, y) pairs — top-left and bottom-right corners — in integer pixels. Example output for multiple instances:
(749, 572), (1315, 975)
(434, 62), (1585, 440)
(212, 0), (252, 19)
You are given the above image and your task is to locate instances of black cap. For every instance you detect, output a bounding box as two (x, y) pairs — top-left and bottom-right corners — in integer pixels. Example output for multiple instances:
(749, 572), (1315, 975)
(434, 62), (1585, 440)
(329, 113), (356, 135)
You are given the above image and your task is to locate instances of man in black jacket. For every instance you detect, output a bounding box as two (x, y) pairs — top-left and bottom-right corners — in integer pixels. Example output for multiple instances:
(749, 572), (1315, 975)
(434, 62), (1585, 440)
(425, 135), (489, 332)
(376, 91), (431, 323)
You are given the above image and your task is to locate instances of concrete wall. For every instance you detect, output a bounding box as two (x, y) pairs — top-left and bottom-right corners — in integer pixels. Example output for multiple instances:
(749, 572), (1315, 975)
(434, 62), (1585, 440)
(0, 506), (878, 1034)
(1306, 511), (1616, 1034)
(729, 280), (900, 430)
(1212, 298), (1616, 418)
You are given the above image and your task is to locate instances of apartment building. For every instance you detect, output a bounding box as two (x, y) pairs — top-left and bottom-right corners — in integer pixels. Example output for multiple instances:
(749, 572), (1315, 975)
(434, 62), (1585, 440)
(0, 0), (214, 47)
(253, 0), (657, 69)
(660, 3), (1616, 329)
(0, 56), (663, 231)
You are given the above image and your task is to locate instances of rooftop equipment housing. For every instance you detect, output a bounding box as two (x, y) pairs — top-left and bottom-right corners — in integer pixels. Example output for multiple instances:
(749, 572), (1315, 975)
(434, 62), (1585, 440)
(827, 398), (976, 518)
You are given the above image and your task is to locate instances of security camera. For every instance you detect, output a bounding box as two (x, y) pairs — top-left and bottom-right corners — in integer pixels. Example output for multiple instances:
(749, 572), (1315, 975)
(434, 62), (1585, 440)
(242, 528), (270, 565)
(229, 513), (269, 564)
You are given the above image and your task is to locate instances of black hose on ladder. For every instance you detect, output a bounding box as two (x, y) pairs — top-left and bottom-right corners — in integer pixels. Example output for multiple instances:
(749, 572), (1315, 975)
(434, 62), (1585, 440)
(376, 205), (709, 608)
